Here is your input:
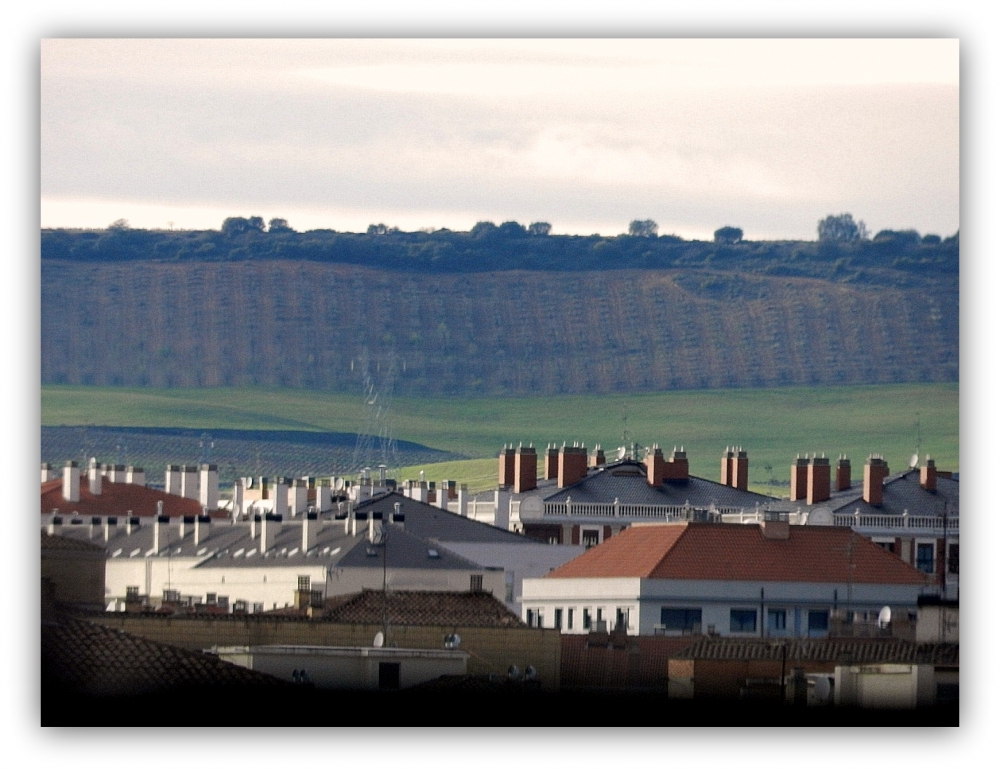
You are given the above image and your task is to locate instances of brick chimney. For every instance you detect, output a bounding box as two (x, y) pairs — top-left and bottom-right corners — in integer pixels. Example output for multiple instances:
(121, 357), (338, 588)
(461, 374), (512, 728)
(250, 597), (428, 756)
(62, 461), (80, 503)
(731, 448), (748, 491)
(514, 445), (537, 493)
(499, 445), (516, 487)
(646, 445), (666, 487)
(721, 447), (734, 486)
(544, 445), (559, 480)
(591, 446), (606, 468)
(836, 455), (851, 491)
(663, 447), (689, 481)
(789, 456), (809, 501)
(806, 455), (831, 505)
(863, 455), (889, 506)
(920, 456), (937, 492)
(558, 444), (589, 488)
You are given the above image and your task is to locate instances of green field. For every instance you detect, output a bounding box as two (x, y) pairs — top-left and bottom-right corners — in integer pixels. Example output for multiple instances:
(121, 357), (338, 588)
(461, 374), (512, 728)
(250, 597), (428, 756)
(41, 383), (958, 494)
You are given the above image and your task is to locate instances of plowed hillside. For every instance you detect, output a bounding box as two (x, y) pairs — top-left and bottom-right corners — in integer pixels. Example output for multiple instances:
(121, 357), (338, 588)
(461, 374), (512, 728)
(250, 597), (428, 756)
(41, 261), (958, 396)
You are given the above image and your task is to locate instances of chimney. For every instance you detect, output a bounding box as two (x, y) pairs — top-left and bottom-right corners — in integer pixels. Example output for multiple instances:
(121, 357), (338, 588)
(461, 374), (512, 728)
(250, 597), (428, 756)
(87, 458), (102, 496)
(721, 447), (734, 486)
(165, 465), (181, 495)
(251, 514), (259, 539)
(789, 456), (809, 501)
(62, 461), (80, 503)
(126, 513), (137, 535)
(863, 455), (889, 506)
(233, 479), (245, 519)
(544, 444), (559, 480)
(806, 455), (831, 505)
(89, 516), (101, 539)
(302, 512), (319, 552)
(126, 465), (145, 486)
(352, 510), (366, 538)
(289, 478), (307, 517)
(273, 478), (290, 517)
(108, 464), (126, 483)
(920, 456), (937, 492)
(261, 513), (281, 553)
(41, 463), (54, 483)
(194, 514), (211, 546)
(314, 480), (331, 513)
(646, 445), (666, 487)
(836, 455), (851, 491)
(557, 444), (588, 488)
(198, 464), (218, 510)
(760, 520), (790, 540)
(436, 482), (450, 510)
(591, 446), (606, 468)
(730, 448), (748, 491)
(514, 445), (538, 493)
(457, 484), (468, 517)
(181, 465), (199, 500)
(153, 514), (170, 553)
(392, 502), (405, 530)
(499, 445), (516, 487)
(103, 516), (116, 542)
(663, 447), (689, 481)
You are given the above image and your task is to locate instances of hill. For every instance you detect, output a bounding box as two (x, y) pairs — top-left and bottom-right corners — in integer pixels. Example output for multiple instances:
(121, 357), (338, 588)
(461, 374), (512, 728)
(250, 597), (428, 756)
(41, 260), (957, 396)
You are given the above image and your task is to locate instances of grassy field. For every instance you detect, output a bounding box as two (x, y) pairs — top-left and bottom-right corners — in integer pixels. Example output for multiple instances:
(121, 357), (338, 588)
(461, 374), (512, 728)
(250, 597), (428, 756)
(41, 382), (958, 494)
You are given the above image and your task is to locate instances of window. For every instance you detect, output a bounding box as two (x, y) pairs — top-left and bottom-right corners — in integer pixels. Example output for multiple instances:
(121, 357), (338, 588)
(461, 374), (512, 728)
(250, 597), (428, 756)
(615, 607), (629, 631)
(916, 543), (936, 573)
(583, 608), (592, 630)
(767, 609), (787, 633)
(947, 543), (959, 574)
(730, 609), (757, 633)
(554, 608), (563, 630)
(297, 575), (310, 591)
(470, 574), (483, 592)
(807, 610), (829, 636)
(582, 529), (600, 549)
(875, 541), (895, 554)
(526, 609), (536, 627)
(535, 610), (544, 628)
(567, 608), (574, 630)
(596, 607), (604, 622)
(660, 607), (702, 633)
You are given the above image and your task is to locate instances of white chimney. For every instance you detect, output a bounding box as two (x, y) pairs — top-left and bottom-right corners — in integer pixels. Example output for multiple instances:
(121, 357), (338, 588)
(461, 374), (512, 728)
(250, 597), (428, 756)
(251, 514), (259, 540)
(41, 463), (54, 483)
(87, 458), (102, 496)
(103, 516), (115, 542)
(179, 516), (191, 539)
(494, 488), (511, 531)
(261, 514), (280, 553)
(126, 513), (136, 535)
(126, 466), (145, 486)
(352, 510), (366, 538)
(273, 478), (289, 518)
(233, 479), (245, 520)
(457, 484), (468, 517)
(199, 464), (218, 510)
(153, 515), (169, 553)
(62, 461), (80, 503)
(289, 479), (307, 517)
(194, 515), (211, 546)
(302, 512), (319, 552)
(165, 465), (181, 495)
(181, 465), (199, 500)
(437, 482), (450, 511)
(315, 482), (331, 513)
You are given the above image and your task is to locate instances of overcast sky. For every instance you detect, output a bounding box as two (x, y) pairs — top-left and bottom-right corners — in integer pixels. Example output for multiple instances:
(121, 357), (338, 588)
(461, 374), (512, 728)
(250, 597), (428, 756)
(41, 38), (958, 240)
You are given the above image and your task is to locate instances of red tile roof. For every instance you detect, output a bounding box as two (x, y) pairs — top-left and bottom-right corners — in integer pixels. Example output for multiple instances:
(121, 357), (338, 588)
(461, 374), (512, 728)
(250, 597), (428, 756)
(546, 522), (929, 585)
(40, 478), (224, 518)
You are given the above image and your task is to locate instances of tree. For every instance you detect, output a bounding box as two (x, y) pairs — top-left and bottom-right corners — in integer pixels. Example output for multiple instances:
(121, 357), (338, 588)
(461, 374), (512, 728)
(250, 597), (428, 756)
(107, 219), (130, 231)
(528, 221), (552, 236)
(817, 213), (869, 242)
(470, 221), (498, 239)
(268, 218), (294, 233)
(221, 216), (265, 237)
(713, 226), (743, 244)
(497, 221), (527, 238)
(628, 219), (658, 238)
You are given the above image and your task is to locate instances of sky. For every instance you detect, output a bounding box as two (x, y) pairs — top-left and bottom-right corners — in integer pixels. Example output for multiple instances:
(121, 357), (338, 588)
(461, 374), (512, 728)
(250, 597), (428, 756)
(40, 38), (959, 240)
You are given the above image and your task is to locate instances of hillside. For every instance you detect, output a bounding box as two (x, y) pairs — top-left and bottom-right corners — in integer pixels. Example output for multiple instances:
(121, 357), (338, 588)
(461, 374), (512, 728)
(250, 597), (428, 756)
(41, 260), (957, 396)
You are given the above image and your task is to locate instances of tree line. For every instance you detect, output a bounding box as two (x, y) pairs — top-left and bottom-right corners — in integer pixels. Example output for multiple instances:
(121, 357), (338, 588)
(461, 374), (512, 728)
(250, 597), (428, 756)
(41, 214), (958, 285)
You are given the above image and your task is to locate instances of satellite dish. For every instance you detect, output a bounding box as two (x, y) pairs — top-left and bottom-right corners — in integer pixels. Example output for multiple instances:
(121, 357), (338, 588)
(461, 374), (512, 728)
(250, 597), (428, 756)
(616, 446), (627, 461)
(909, 453), (919, 469)
(444, 633), (461, 649)
(877, 606), (892, 629)
(373, 631), (384, 648)
(808, 507), (833, 526)
(814, 676), (831, 702)
(507, 665), (521, 680)
(334, 477), (345, 491)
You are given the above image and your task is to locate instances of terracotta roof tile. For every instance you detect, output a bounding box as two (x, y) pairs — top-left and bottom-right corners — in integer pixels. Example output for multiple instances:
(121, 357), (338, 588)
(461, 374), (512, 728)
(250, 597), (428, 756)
(547, 522), (929, 585)
(323, 589), (525, 628)
(41, 478), (223, 518)
(670, 637), (958, 665)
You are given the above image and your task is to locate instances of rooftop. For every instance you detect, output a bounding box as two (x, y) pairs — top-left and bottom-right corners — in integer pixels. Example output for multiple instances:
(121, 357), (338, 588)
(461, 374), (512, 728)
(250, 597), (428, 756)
(545, 521), (931, 585)
(670, 637), (958, 666)
(41, 477), (223, 518)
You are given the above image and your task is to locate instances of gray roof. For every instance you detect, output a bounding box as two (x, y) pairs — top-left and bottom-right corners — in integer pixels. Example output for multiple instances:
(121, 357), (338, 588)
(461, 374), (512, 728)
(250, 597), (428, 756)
(830, 469), (959, 518)
(336, 526), (491, 571)
(354, 491), (529, 544)
(542, 460), (777, 509)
